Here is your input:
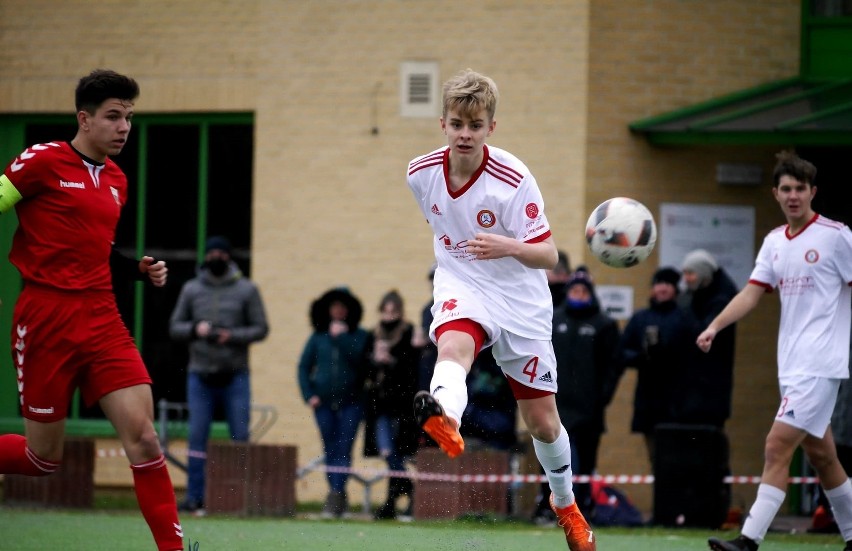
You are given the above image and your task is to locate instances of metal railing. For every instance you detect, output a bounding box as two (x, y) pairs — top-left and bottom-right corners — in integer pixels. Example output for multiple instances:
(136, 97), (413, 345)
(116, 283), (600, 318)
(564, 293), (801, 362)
(156, 399), (279, 472)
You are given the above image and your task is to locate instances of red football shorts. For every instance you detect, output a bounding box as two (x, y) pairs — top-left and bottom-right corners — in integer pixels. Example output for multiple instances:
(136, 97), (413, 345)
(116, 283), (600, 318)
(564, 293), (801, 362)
(11, 285), (152, 422)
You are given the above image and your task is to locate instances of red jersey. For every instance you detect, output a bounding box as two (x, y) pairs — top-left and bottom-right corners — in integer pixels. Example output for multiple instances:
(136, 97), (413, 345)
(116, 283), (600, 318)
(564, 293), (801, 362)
(2, 141), (127, 291)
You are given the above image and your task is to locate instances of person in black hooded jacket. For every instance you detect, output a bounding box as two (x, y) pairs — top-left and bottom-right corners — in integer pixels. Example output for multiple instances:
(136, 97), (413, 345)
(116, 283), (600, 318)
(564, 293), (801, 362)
(618, 267), (697, 466)
(297, 287), (369, 518)
(677, 249), (738, 428)
(532, 268), (621, 523)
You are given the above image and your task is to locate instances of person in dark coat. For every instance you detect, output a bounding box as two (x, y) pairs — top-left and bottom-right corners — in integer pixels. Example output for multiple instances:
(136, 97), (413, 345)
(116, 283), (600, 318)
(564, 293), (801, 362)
(618, 267), (697, 466)
(297, 287), (369, 518)
(532, 268), (621, 522)
(363, 290), (421, 520)
(677, 249), (739, 428)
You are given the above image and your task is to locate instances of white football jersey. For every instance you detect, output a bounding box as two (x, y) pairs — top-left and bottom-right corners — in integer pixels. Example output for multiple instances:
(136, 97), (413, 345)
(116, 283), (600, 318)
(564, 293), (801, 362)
(750, 214), (852, 379)
(407, 144), (553, 340)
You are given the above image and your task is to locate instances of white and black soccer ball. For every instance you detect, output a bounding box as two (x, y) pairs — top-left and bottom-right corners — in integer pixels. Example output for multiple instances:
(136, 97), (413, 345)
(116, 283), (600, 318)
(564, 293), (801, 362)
(585, 197), (657, 268)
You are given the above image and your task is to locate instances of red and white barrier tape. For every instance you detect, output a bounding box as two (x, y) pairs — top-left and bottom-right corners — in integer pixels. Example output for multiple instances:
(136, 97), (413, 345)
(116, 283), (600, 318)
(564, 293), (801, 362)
(310, 465), (820, 485)
(96, 448), (820, 485)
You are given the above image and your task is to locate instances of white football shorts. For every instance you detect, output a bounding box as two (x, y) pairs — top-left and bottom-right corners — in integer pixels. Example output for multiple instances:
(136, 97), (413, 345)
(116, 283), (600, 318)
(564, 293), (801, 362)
(429, 288), (558, 394)
(776, 375), (842, 437)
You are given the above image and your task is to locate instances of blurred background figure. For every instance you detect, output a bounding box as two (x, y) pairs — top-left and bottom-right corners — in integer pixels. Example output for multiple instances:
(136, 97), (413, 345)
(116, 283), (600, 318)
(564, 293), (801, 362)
(458, 348), (518, 451)
(532, 267), (621, 524)
(677, 248), (738, 430)
(363, 290), (421, 520)
(546, 250), (572, 306)
(297, 287), (369, 518)
(169, 235), (269, 514)
(617, 267), (695, 467)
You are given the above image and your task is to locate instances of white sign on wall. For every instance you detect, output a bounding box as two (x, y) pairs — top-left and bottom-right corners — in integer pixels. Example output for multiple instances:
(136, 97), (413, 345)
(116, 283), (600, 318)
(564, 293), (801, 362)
(596, 285), (634, 321)
(659, 203), (756, 289)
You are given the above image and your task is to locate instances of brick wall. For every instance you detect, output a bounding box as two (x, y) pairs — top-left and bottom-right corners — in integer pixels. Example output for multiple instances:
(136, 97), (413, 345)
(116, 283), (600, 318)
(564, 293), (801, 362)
(0, 0), (805, 515)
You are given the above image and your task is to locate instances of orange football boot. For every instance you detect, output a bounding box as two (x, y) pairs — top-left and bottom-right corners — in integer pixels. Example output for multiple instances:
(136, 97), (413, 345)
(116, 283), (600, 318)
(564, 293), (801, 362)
(413, 390), (464, 458)
(550, 493), (596, 551)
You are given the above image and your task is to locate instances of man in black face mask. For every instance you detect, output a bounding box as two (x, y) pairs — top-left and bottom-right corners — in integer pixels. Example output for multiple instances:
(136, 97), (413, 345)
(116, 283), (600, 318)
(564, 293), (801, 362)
(168, 235), (269, 514)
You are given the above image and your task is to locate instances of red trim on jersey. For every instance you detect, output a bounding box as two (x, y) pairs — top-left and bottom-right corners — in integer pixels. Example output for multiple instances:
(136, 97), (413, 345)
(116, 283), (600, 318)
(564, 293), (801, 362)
(446, 146), (488, 199)
(435, 318), (487, 357)
(814, 215), (846, 230)
(484, 157), (523, 188)
(525, 230), (552, 244)
(409, 150), (445, 175)
(506, 376), (554, 399)
(785, 213), (819, 239)
(749, 279), (774, 293)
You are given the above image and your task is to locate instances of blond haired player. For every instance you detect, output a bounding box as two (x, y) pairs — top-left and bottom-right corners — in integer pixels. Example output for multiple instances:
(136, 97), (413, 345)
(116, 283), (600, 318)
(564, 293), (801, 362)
(701, 152), (852, 551)
(407, 69), (595, 551)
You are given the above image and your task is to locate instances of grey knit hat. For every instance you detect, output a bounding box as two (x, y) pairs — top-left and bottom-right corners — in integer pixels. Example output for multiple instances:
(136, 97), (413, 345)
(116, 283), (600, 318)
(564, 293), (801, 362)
(681, 249), (717, 286)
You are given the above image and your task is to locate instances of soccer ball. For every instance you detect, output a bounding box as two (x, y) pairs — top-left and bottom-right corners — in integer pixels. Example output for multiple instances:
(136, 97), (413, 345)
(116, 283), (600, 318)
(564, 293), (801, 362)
(585, 197), (657, 268)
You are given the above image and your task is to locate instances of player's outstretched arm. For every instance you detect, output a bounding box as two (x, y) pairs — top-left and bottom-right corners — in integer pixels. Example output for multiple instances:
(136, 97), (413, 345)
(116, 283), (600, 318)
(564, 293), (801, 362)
(697, 283), (763, 352)
(467, 233), (557, 269)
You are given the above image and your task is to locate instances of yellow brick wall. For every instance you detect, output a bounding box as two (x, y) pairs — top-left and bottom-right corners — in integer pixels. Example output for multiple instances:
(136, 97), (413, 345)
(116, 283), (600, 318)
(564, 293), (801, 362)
(0, 0), (808, 516)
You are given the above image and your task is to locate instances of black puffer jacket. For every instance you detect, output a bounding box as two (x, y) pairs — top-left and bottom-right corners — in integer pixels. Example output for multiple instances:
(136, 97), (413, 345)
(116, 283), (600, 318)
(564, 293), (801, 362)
(552, 301), (621, 434)
(676, 268), (738, 427)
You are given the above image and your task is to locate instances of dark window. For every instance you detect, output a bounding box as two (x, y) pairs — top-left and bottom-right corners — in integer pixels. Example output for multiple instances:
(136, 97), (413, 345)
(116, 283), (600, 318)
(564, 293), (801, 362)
(22, 116), (254, 419)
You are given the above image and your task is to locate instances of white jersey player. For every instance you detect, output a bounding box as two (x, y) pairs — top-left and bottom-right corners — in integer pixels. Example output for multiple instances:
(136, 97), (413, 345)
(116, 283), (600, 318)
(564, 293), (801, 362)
(409, 69), (595, 551)
(700, 151), (852, 551)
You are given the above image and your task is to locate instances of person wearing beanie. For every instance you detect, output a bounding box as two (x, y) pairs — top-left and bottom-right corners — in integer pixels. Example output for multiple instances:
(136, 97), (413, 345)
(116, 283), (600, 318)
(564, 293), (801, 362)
(703, 152), (852, 551)
(531, 269), (621, 524)
(618, 266), (697, 470)
(677, 249), (738, 430)
(169, 236), (269, 514)
(681, 249), (719, 291)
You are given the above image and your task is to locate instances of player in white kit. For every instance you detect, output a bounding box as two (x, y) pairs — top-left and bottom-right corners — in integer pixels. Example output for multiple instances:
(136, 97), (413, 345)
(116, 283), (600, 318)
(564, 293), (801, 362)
(408, 69), (595, 551)
(699, 151), (852, 551)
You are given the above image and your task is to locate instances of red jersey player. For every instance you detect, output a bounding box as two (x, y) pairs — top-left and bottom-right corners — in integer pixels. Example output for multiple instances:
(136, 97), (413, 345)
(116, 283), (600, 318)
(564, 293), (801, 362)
(0, 70), (186, 551)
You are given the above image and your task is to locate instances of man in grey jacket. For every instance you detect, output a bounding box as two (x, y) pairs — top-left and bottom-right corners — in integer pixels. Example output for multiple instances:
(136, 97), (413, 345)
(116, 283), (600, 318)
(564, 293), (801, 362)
(169, 236), (269, 514)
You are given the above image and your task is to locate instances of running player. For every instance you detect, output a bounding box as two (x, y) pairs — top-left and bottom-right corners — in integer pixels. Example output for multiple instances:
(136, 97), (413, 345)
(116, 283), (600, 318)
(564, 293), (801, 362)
(700, 151), (852, 551)
(408, 69), (595, 551)
(0, 70), (185, 551)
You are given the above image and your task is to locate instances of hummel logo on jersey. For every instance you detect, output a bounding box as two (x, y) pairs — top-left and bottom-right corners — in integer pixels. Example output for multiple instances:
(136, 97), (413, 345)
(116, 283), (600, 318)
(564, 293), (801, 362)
(60, 180), (86, 189)
(431, 203), (442, 215)
(538, 371), (553, 383)
(784, 409), (795, 419)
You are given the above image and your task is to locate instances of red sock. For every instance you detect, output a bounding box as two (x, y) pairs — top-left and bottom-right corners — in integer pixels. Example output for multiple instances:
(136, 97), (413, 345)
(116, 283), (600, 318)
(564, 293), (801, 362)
(0, 434), (60, 475)
(131, 455), (184, 551)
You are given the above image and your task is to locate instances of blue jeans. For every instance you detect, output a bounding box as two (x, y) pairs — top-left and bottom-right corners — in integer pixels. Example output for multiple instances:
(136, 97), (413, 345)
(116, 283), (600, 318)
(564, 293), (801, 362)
(375, 414), (405, 471)
(185, 370), (251, 502)
(314, 402), (364, 493)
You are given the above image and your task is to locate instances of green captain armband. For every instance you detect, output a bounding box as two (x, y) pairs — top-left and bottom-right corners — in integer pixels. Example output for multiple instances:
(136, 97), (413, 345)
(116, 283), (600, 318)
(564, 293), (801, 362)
(0, 174), (23, 214)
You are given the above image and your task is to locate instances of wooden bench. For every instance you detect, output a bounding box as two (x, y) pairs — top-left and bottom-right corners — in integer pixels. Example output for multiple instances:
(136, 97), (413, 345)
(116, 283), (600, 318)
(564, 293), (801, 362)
(3, 437), (94, 508)
(205, 442), (297, 516)
(413, 447), (511, 519)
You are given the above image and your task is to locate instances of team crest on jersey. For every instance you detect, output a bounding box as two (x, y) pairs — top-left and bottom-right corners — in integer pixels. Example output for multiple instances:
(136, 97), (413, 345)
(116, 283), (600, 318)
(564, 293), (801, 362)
(477, 210), (496, 228)
(804, 249), (819, 263)
(109, 186), (120, 206)
(525, 203), (539, 219)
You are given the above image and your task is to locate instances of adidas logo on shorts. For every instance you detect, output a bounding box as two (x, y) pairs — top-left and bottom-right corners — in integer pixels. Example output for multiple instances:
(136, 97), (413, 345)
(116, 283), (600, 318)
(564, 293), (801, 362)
(538, 371), (553, 383)
(784, 409), (796, 419)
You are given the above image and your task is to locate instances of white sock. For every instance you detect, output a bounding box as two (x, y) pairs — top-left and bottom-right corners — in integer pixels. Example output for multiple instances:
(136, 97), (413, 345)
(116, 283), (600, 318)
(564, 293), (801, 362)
(430, 360), (468, 425)
(825, 478), (852, 542)
(532, 425), (575, 508)
(742, 483), (785, 543)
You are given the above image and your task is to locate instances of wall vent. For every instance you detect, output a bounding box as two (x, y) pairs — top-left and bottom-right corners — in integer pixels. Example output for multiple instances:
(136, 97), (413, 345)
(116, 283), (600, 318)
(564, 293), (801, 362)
(400, 61), (439, 118)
